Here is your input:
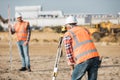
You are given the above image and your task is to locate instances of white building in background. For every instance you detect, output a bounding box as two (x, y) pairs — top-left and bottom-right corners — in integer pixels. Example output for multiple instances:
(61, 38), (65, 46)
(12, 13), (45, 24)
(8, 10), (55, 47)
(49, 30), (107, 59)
(1, 5), (119, 31)
(15, 5), (42, 19)
(14, 5), (120, 27)
(14, 5), (86, 26)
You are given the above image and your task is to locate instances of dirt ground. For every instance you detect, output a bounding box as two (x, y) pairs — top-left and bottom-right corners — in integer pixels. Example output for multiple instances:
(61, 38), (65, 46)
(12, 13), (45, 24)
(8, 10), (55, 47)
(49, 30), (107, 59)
(0, 31), (120, 80)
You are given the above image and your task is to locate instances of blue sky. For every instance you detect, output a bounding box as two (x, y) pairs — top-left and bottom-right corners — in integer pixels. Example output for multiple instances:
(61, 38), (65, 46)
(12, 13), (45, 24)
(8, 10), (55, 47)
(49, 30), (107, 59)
(0, 0), (120, 18)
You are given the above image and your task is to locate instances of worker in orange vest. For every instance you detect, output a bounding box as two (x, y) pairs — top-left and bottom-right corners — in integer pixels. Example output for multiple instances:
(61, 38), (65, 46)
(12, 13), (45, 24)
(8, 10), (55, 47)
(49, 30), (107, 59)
(63, 16), (101, 80)
(9, 12), (31, 72)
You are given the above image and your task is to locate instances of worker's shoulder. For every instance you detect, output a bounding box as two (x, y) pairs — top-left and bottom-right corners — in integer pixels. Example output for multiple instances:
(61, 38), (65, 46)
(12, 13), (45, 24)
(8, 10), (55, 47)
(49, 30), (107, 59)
(76, 26), (85, 28)
(23, 21), (30, 25)
(76, 26), (88, 30)
(64, 30), (72, 37)
(24, 21), (29, 24)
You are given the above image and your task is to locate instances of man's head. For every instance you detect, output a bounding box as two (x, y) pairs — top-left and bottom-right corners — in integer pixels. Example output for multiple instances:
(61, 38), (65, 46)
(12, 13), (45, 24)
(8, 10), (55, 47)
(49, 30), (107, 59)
(65, 16), (78, 30)
(65, 16), (77, 25)
(15, 12), (22, 22)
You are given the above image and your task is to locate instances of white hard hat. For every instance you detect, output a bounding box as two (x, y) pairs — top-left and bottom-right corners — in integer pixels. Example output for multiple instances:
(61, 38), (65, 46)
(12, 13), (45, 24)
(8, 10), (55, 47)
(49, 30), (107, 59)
(65, 16), (77, 24)
(15, 12), (22, 18)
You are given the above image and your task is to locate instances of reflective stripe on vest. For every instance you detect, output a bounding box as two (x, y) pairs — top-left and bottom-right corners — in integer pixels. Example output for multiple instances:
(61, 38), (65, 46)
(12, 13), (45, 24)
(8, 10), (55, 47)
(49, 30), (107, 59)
(68, 30), (93, 50)
(75, 49), (97, 60)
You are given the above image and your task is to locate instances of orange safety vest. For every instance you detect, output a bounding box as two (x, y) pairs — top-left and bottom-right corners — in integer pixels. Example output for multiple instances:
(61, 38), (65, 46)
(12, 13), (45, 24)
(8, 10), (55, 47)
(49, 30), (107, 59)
(14, 21), (29, 41)
(65, 26), (99, 64)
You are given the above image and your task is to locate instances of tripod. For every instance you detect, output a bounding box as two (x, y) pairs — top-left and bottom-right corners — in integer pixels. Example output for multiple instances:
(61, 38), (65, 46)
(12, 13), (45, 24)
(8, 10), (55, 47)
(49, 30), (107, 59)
(52, 37), (63, 80)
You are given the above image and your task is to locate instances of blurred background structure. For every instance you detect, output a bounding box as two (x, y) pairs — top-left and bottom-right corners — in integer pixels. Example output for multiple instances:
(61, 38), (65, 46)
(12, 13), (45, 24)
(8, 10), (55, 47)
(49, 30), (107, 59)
(0, 5), (120, 30)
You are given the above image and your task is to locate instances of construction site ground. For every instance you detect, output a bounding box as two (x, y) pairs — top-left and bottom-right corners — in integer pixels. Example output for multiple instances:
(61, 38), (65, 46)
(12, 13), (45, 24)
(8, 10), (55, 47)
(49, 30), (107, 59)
(0, 31), (120, 80)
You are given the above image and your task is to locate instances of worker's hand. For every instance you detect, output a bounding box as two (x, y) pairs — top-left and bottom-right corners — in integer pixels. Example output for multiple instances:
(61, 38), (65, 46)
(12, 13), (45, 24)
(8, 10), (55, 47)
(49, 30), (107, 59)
(8, 24), (13, 34)
(98, 56), (103, 68)
(70, 69), (73, 77)
(8, 24), (12, 29)
(70, 65), (74, 77)
(23, 41), (28, 46)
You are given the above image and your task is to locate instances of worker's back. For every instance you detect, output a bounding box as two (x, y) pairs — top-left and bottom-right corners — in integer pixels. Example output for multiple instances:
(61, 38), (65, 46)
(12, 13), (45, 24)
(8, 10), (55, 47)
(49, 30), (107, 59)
(65, 26), (100, 64)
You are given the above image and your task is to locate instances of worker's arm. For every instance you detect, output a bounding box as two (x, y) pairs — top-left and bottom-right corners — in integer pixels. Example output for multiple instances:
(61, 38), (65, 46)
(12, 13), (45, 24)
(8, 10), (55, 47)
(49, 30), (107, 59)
(63, 35), (75, 65)
(26, 24), (31, 42)
(8, 24), (15, 34)
(63, 35), (75, 76)
(24, 22), (31, 46)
